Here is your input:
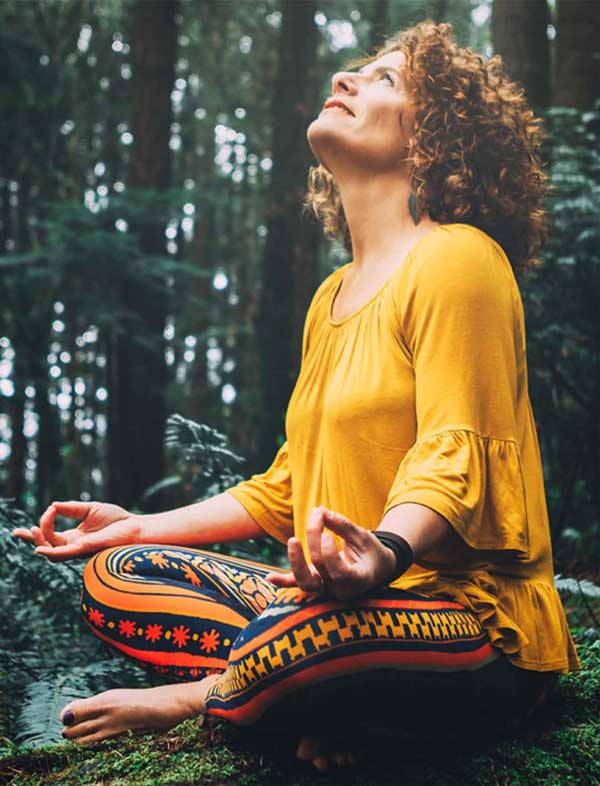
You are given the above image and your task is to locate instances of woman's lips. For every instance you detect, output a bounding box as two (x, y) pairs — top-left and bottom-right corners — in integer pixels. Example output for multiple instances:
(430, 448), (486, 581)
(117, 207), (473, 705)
(322, 105), (353, 116)
(322, 99), (354, 116)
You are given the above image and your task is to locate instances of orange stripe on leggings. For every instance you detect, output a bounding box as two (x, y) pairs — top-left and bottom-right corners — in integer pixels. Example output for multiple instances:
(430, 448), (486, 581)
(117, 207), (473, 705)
(83, 553), (250, 628)
(207, 642), (498, 725)
(355, 597), (466, 611)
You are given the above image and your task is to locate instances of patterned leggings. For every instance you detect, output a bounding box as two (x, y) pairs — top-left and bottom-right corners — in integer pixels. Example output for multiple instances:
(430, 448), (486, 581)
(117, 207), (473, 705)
(80, 543), (555, 742)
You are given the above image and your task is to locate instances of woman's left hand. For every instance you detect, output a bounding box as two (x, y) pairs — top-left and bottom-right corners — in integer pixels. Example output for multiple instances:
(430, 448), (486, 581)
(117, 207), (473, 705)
(265, 506), (396, 601)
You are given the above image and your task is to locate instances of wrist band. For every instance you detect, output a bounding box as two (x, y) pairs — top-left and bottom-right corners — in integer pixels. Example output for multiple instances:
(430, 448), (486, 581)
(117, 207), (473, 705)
(372, 530), (414, 584)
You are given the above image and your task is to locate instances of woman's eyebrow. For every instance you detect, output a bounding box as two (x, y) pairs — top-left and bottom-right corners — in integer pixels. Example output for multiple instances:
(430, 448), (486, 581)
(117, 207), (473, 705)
(357, 65), (404, 81)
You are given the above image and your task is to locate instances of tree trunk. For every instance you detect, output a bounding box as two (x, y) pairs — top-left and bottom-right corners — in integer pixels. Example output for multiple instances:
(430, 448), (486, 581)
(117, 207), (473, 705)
(107, 0), (178, 511)
(491, 0), (551, 109)
(368, 0), (389, 51)
(553, 0), (600, 109)
(256, 0), (320, 472)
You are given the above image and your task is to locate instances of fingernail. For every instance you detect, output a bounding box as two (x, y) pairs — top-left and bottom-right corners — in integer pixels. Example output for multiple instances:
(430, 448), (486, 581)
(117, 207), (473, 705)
(63, 711), (75, 725)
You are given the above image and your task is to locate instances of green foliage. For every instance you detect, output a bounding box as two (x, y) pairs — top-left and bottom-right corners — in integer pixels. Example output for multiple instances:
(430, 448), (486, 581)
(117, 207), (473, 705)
(3, 188), (210, 342)
(0, 501), (155, 756)
(162, 413), (248, 497)
(555, 574), (600, 600)
(522, 99), (600, 564)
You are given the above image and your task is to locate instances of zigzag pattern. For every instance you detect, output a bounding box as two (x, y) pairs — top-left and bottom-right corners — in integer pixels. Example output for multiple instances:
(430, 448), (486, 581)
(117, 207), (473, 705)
(204, 596), (498, 723)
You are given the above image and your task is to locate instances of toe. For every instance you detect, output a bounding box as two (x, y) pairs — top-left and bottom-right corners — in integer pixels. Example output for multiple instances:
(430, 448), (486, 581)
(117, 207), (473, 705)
(296, 734), (321, 761)
(62, 718), (103, 740)
(312, 754), (329, 772)
(61, 696), (104, 726)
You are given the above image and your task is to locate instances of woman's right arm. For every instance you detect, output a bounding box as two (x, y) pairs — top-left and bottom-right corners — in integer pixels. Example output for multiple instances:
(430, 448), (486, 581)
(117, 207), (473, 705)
(12, 492), (266, 562)
(136, 492), (267, 545)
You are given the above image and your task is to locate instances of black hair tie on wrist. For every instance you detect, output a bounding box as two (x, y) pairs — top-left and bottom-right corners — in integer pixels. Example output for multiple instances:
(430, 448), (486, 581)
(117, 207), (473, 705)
(372, 530), (414, 584)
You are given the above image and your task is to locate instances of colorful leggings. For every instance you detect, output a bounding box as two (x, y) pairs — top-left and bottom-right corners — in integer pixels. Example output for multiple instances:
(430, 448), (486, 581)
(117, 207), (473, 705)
(80, 544), (555, 742)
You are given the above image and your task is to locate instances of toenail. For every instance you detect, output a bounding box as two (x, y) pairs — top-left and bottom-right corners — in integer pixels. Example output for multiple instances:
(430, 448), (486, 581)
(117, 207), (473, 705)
(63, 711), (75, 725)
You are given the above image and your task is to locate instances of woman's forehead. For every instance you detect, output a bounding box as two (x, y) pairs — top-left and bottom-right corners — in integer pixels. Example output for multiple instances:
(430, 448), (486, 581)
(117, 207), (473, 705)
(365, 50), (406, 72)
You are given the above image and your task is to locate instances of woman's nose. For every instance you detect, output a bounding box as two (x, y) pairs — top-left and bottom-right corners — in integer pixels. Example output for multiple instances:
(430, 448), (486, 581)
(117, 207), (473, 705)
(331, 71), (358, 95)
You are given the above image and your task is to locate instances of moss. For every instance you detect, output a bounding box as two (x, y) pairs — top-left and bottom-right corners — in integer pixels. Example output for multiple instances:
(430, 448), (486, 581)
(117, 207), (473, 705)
(1, 641), (599, 786)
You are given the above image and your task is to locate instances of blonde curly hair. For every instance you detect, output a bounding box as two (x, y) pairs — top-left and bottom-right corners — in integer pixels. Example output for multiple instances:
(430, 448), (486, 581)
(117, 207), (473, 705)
(302, 19), (552, 277)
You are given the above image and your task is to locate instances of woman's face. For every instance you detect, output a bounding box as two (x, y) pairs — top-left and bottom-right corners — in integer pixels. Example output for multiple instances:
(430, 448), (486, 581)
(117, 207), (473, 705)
(307, 49), (416, 175)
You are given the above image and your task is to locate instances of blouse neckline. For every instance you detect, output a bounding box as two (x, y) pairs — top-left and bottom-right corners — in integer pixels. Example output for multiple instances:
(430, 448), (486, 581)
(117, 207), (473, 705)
(327, 223), (473, 327)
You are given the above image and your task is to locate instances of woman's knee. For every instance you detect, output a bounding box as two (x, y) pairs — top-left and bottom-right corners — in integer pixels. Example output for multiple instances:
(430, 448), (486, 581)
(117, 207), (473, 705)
(81, 544), (132, 588)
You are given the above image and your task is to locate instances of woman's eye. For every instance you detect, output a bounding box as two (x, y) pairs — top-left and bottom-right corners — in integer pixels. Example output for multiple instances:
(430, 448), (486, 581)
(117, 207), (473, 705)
(381, 72), (395, 85)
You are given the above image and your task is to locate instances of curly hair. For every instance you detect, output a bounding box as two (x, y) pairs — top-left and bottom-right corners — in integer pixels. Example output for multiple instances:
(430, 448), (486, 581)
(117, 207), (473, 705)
(302, 19), (552, 278)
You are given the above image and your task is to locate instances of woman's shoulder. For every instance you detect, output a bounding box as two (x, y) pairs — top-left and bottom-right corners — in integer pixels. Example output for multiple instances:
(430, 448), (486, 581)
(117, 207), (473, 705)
(394, 222), (519, 305)
(402, 222), (500, 269)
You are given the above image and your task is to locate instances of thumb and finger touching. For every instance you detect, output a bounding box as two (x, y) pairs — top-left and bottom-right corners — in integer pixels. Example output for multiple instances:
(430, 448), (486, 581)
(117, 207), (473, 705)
(34, 539), (83, 560)
(266, 510), (368, 592)
(12, 500), (132, 562)
(34, 532), (106, 561)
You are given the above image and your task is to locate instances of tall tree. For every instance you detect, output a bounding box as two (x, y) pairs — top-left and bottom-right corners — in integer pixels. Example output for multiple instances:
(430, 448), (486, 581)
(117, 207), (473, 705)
(256, 0), (321, 471)
(491, 0), (551, 109)
(368, 0), (390, 50)
(107, 0), (178, 509)
(553, 0), (600, 109)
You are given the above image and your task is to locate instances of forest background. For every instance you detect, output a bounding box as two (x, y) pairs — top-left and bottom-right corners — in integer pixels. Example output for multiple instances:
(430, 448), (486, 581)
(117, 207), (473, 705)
(1, 0), (600, 776)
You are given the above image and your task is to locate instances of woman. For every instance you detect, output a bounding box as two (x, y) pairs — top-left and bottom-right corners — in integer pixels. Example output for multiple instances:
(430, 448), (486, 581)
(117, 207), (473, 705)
(13, 20), (581, 773)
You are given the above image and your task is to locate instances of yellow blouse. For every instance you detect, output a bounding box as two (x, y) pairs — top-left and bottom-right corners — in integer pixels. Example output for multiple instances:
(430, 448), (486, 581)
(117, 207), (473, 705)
(226, 222), (581, 675)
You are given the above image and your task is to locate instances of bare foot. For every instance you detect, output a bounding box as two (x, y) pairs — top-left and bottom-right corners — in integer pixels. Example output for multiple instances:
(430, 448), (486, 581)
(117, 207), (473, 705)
(296, 733), (357, 772)
(60, 675), (221, 746)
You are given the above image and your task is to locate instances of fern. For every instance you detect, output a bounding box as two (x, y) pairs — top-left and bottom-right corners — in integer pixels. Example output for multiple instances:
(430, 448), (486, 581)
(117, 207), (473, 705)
(0, 501), (158, 751)
(12, 659), (148, 749)
(555, 574), (600, 599)
(163, 413), (247, 496)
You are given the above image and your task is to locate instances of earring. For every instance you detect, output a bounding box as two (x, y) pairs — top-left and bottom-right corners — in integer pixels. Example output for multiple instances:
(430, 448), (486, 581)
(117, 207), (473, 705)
(408, 191), (422, 225)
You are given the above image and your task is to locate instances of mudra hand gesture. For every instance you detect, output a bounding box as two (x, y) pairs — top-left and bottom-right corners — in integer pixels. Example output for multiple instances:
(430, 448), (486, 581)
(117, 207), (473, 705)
(265, 506), (396, 601)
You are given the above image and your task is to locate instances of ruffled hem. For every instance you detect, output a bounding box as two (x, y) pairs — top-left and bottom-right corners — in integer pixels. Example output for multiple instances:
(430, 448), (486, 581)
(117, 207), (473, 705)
(390, 569), (582, 674)
(383, 428), (530, 559)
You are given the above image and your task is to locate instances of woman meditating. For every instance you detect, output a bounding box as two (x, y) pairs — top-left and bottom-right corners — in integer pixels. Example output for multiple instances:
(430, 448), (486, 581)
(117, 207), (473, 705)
(13, 19), (581, 773)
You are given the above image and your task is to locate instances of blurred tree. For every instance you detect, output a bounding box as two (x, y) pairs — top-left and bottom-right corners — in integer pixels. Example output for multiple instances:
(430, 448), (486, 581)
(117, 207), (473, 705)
(491, 0), (551, 108)
(368, 0), (390, 49)
(256, 0), (321, 471)
(0, 0), (93, 507)
(553, 0), (600, 109)
(107, 0), (178, 510)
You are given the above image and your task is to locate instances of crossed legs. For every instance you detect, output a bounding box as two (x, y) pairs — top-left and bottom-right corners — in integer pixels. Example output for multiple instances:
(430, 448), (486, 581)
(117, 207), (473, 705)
(70, 543), (540, 768)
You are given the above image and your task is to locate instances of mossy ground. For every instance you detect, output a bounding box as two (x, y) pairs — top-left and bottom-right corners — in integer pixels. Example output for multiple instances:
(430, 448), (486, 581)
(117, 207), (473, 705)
(2, 603), (599, 786)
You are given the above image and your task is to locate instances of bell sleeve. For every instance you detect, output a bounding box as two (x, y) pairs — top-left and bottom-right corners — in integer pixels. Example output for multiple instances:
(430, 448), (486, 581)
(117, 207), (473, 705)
(226, 439), (294, 545)
(383, 227), (530, 559)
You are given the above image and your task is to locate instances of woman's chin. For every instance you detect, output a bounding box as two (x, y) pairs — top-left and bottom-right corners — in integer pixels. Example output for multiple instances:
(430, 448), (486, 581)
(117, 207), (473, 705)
(306, 127), (339, 174)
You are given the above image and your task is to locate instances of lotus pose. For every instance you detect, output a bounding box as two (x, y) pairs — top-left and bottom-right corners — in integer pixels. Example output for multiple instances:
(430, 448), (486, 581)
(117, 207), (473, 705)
(14, 20), (581, 773)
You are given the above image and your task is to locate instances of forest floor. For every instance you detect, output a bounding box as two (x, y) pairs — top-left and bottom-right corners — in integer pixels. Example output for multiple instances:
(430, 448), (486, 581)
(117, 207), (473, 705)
(1, 595), (599, 786)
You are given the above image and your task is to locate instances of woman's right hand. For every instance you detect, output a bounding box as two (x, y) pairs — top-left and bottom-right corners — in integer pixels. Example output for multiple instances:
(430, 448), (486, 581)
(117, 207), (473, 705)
(11, 501), (142, 562)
